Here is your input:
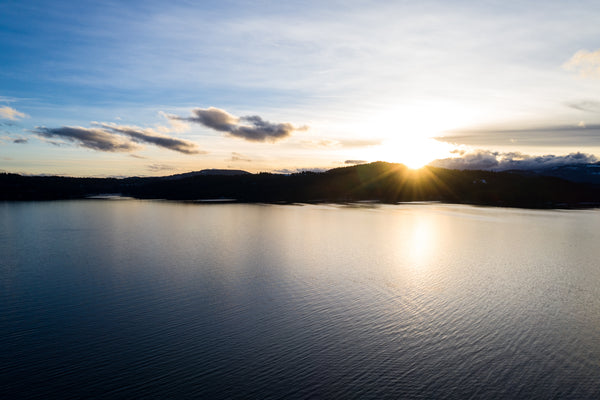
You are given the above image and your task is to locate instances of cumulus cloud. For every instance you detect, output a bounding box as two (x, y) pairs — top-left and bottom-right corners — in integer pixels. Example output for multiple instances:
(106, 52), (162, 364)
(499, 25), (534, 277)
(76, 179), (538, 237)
(431, 150), (598, 171)
(174, 107), (306, 142)
(564, 49), (600, 78)
(36, 126), (140, 152)
(96, 122), (201, 154)
(182, 107), (238, 131)
(0, 106), (27, 120)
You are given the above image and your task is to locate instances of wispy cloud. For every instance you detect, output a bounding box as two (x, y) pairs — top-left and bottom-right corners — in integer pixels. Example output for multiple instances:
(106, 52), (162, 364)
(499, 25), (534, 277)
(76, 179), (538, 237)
(436, 124), (600, 147)
(230, 152), (252, 162)
(173, 107), (306, 142)
(567, 100), (600, 113)
(345, 159), (367, 165)
(157, 111), (189, 133)
(95, 122), (201, 154)
(35, 122), (202, 155)
(431, 150), (597, 170)
(36, 126), (140, 152)
(564, 49), (600, 78)
(339, 139), (382, 148)
(302, 138), (382, 148)
(147, 163), (175, 172)
(0, 106), (27, 121)
(13, 137), (28, 144)
(0, 96), (19, 103)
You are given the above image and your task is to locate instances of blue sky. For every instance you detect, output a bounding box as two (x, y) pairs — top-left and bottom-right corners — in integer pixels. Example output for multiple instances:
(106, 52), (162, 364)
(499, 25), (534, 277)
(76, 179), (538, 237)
(2, 0), (600, 176)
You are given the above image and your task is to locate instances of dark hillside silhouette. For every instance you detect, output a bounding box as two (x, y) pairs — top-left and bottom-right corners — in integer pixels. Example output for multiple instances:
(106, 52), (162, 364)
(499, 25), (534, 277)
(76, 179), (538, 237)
(2, 162), (599, 208)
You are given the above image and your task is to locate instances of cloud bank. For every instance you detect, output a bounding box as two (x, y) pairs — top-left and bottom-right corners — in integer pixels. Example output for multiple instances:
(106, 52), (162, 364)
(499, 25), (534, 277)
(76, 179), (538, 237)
(436, 124), (600, 147)
(564, 49), (600, 78)
(0, 106), (27, 120)
(174, 107), (306, 142)
(35, 123), (201, 154)
(431, 150), (598, 171)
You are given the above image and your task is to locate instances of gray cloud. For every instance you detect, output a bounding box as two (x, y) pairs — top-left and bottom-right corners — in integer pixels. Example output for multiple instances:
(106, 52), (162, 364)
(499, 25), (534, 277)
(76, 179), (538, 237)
(35, 123), (202, 155)
(436, 124), (600, 147)
(181, 107), (238, 132)
(13, 138), (28, 144)
(430, 150), (598, 171)
(147, 164), (175, 172)
(345, 159), (367, 165)
(97, 123), (202, 154)
(567, 100), (600, 113)
(174, 107), (305, 142)
(36, 126), (140, 152)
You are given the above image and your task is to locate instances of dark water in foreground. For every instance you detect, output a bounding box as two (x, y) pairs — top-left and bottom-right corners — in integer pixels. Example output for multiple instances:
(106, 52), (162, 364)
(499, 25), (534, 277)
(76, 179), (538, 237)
(1, 201), (599, 399)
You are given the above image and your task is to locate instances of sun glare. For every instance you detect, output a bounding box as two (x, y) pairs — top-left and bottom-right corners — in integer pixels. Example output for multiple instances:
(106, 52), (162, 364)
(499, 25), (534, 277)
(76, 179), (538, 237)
(353, 102), (466, 168)
(364, 136), (453, 169)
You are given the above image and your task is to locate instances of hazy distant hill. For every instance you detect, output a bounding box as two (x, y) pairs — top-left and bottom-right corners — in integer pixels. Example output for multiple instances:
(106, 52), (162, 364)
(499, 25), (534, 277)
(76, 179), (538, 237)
(506, 163), (600, 185)
(2, 162), (600, 208)
(161, 169), (251, 180)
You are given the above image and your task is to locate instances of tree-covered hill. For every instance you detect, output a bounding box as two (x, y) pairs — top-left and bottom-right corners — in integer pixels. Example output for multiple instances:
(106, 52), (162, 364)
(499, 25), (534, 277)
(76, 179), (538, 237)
(2, 162), (600, 208)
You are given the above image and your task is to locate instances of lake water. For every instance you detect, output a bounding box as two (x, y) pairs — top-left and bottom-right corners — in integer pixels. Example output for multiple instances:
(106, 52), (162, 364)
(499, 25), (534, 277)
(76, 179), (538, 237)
(1, 200), (599, 399)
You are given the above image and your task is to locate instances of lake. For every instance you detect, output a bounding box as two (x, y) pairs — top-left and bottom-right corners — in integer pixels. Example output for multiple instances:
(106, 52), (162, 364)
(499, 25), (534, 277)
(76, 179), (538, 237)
(1, 200), (599, 399)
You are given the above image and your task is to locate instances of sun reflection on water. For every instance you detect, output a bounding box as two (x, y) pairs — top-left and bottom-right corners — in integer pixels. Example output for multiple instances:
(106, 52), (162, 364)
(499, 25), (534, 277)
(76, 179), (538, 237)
(408, 218), (434, 267)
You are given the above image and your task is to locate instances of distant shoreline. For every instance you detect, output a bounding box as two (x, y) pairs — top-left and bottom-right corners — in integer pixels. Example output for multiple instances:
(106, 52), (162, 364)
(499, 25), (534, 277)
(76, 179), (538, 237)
(2, 162), (600, 210)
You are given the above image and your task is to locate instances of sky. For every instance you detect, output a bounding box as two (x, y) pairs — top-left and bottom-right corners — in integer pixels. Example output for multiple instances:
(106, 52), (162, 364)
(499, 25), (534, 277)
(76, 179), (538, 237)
(2, 0), (600, 176)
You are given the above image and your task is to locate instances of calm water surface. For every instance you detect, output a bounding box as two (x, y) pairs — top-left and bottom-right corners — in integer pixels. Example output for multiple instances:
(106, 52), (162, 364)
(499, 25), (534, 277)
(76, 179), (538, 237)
(1, 201), (599, 399)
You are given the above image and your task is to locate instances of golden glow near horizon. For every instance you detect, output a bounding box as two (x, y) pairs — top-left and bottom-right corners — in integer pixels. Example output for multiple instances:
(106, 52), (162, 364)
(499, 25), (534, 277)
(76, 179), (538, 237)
(347, 103), (468, 169)
(366, 137), (454, 169)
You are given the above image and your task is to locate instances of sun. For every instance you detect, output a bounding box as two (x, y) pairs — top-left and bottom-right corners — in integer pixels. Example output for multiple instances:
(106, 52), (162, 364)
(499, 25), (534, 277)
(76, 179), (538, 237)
(364, 136), (453, 169)
(351, 102), (467, 168)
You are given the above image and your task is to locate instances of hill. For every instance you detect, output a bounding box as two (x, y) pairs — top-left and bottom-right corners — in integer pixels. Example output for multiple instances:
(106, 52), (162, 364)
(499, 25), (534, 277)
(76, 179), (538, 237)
(2, 162), (600, 208)
(160, 169), (251, 180)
